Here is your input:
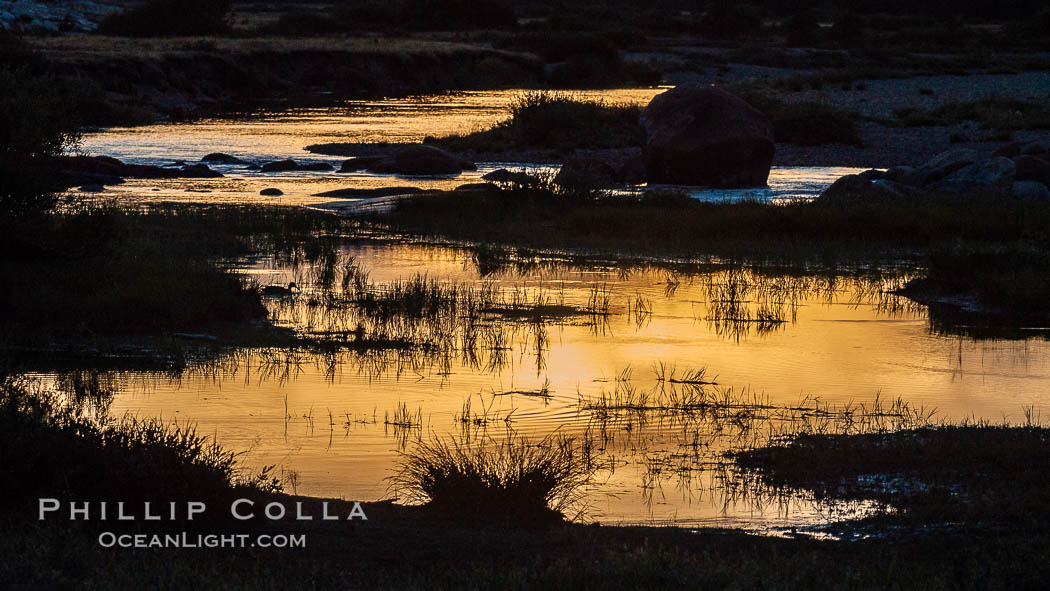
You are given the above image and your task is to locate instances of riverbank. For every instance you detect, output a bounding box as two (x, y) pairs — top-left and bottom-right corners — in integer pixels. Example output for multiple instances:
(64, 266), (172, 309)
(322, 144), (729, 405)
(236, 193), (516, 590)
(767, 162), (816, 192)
(5, 373), (1050, 590)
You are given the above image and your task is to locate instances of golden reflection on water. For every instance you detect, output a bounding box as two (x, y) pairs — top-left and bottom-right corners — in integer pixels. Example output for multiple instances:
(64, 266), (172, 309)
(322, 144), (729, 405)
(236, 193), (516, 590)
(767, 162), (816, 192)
(99, 242), (1050, 527)
(79, 88), (864, 205)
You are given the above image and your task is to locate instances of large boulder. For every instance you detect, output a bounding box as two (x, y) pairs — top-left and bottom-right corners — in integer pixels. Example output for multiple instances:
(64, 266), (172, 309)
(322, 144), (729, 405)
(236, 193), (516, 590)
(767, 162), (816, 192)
(554, 156), (620, 187)
(912, 148), (980, 185)
(1013, 155), (1050, 186)
(640, 86), (774, 187)
(340, 156), (388, 173)
(819, 175), (914, 203)
(932, 157), (1015, 195)
(370, 145), (476, 175)
(1011, 181), (1050, 202)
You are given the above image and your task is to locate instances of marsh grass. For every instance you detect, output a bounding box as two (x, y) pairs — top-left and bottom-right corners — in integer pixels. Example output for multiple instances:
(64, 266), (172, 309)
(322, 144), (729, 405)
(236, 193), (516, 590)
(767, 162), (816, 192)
(390, 432), (596, 523)
(429, 90), (644, 153)
(0, 376), (279, 518)
(735, 423), (1050, 527)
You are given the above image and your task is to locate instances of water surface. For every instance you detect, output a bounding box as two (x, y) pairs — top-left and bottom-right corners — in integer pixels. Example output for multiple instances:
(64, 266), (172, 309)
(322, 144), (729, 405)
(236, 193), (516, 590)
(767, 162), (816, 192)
(70, 89), (1050, 530)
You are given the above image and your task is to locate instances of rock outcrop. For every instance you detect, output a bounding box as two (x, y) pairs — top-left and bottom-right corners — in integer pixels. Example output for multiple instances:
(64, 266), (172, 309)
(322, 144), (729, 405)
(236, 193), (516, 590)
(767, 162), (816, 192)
(640, 86), (775, 188)
(820, 143), (1050, 203)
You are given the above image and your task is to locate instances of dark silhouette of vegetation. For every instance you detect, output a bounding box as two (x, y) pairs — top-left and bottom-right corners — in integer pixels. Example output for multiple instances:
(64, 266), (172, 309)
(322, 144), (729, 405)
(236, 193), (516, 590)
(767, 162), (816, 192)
(0, 376), (279, 520)
(98, 0), (231, 37)
(431, 91), (643, 153)
(0, 67), (79, 220)
(736, 424), (1050, 526)
(391, 434), (595, 523)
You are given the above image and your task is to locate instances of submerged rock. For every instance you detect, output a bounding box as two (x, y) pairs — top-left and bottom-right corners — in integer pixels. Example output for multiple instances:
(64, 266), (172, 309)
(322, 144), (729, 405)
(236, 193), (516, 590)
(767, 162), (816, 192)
(259, 160), (334, 173)
(453, 182), (498, 192)
(482, 168), (539, 186)
(50, 155), (221, 189)
(260, 160), (300, 173)
(370, 145), (476, 175)
(201, 152), (249, 165)
(640, 85), (774, 188)
(333, 145), (475, 176)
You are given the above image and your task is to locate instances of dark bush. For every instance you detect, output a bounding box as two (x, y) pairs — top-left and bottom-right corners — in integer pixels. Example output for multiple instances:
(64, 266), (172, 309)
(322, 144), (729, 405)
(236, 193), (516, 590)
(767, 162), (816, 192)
(433, 91), (643, 152)
(0, 377), (280, 519)
(391, 434), (594, 523)
(98, 0), (231, 37)
(0, 68), (80, 219)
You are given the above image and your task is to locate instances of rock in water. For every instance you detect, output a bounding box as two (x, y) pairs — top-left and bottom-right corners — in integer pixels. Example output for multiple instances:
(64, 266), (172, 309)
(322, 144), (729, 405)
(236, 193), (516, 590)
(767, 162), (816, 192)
(201, 153), (248, 165)
(370, 145), (477, 175)
(640, 86), (774, 187)
(260, 160), (301, 173)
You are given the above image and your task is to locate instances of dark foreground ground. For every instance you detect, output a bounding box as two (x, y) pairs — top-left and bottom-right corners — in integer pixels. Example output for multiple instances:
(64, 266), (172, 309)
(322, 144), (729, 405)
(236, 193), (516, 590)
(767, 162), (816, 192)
(5, 426), (1050, 591)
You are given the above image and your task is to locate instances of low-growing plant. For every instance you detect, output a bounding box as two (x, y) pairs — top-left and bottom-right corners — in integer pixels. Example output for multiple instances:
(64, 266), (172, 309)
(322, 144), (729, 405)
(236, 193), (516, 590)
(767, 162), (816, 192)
(390, 433), (595, 523)
(432, 90), (643, 153)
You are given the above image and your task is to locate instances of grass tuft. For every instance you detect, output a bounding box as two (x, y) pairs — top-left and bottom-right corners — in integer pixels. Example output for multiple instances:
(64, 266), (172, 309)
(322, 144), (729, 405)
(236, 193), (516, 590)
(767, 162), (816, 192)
(390, 433), (595, 523)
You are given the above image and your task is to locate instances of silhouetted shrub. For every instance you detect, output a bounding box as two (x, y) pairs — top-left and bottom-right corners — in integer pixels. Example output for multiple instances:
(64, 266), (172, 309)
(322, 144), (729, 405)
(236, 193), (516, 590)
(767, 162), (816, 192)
(0, 68), (80, 218)
(391, 434), (594, 523)
(98, 0), (231, 37)
(0, 377), (280, 519)
(432, 91), (643, 152)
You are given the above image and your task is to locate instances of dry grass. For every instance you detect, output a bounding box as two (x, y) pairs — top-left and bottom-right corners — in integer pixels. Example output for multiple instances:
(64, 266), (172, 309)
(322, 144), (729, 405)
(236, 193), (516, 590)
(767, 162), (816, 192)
(390, 432), (596, 523)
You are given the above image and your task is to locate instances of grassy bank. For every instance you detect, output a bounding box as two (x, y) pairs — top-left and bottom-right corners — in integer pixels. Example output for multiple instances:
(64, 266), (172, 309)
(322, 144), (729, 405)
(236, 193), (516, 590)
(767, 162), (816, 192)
(429, 91), (644, 155)
(5, 377), (1050, 589)
(0, 202), (354, 347)
(734, 424), (1050, 530)
(0, 376), (279, 520)
(364, 184), (1050, 322)
(429, 90), (862, 157)
(372, 185), (1049, 257)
